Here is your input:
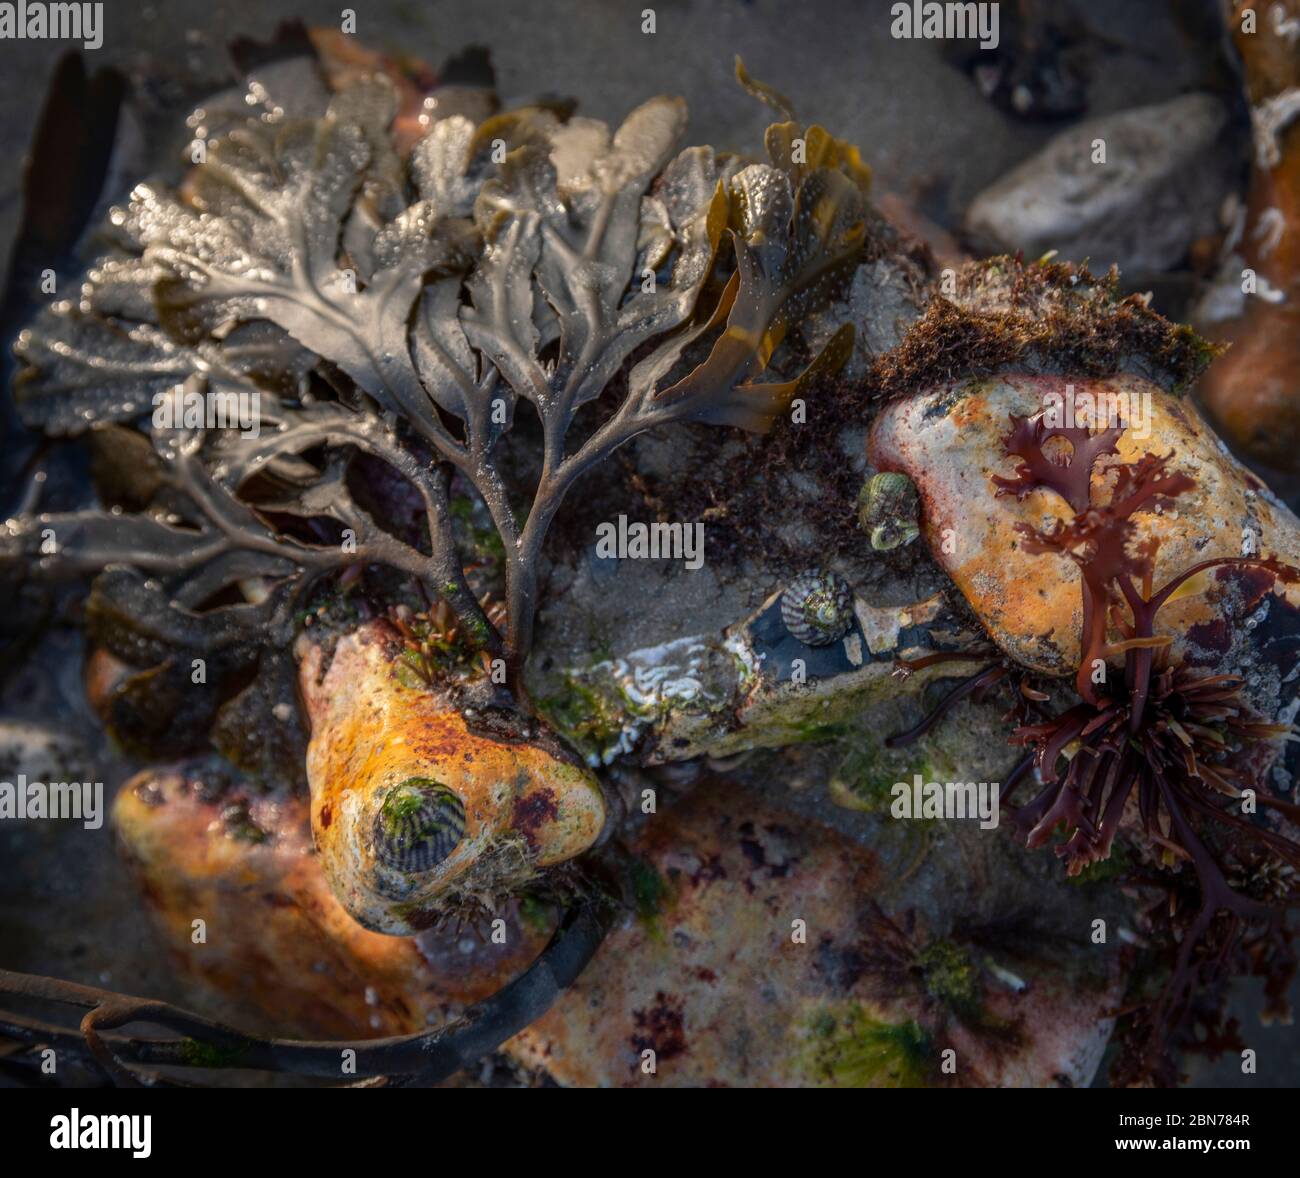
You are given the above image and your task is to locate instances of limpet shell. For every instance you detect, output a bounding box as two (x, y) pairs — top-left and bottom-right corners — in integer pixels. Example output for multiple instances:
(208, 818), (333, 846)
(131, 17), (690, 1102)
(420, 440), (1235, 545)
(372, 779), (466, 872)
(780, 569), (853, 646)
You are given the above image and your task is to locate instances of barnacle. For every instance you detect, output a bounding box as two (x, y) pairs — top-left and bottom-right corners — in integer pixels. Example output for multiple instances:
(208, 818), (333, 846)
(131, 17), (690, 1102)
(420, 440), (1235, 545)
(371, 779), (466, 873)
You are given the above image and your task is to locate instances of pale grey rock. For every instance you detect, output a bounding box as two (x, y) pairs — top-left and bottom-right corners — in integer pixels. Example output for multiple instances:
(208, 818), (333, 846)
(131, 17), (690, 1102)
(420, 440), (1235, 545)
(965, 93), (1236, 273)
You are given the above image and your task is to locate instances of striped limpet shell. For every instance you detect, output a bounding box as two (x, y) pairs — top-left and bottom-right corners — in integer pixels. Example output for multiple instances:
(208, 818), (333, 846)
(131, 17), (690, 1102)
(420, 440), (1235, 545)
(372, 778), (466, 872)
(780, 569), (853, 646)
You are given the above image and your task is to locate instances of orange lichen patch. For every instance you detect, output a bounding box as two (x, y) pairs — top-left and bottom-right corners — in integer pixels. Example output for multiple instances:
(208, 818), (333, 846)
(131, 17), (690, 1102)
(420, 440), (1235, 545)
(112, 765), (548, 1039)
(298, 621), (605, 934)
(504, 781), (1122, 1087)
(869, 374), (1300, 676)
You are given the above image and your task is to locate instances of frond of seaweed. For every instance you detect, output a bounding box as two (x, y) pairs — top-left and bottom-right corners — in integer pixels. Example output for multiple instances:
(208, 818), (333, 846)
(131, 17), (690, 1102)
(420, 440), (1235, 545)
(6, 67), (869, 700)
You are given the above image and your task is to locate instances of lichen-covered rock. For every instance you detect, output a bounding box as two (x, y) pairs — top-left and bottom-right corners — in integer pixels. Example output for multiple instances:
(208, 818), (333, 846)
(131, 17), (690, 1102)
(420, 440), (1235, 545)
(298, 621), (605, 933)
(869, 373), (1300, 681)
(112, 760), (549, 1037)
(506, 781), (1124, 1087)
(112, 765), (1122, 1085)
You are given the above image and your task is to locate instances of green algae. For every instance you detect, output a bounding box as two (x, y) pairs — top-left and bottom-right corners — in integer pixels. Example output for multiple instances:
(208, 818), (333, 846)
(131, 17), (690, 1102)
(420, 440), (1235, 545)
(917, 939), (981, 1021)
(178, 1037), (252, 1069)
(625, 856), (675, 941)
(802, 1006), (931, 1088)
(536, 672), (631, 765)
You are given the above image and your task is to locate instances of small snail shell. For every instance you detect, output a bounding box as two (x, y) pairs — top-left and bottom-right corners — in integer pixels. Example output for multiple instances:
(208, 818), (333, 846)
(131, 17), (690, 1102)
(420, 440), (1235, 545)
(857, 471), (920, 551)
(780, 570), (853, 646)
